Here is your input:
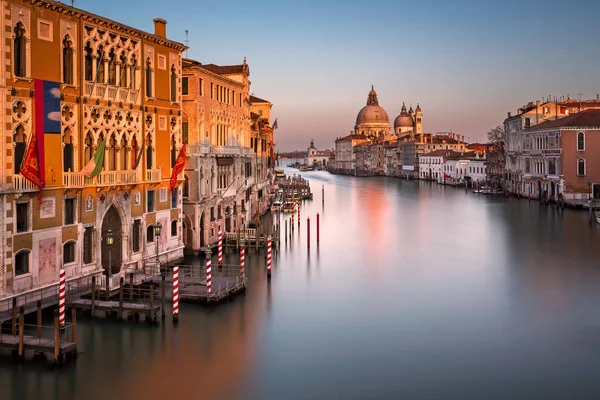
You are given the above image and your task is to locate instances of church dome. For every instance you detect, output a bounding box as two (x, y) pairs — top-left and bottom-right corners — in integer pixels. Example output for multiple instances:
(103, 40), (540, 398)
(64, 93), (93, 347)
(394, 114), (414, 128)
(355, 86), (389, 125)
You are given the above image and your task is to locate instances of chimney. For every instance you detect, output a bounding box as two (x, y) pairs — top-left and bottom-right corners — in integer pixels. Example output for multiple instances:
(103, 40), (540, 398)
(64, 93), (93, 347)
(153, 18), (167, 38)
(507, 112), (511, 118)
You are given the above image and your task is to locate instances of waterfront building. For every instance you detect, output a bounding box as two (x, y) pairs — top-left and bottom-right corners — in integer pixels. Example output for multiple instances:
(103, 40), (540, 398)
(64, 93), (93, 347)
(384, 140), (399, 177)
(419, 150), (483, 185)
(332, 133), (368, 173)
(181, 58), (274, 252)
(485, 142), (505, 189)
(521, 109), (600, 203)
(304, 139), (332, 168)
(0, 1), (186, 298)
(398, 132), (466, 179)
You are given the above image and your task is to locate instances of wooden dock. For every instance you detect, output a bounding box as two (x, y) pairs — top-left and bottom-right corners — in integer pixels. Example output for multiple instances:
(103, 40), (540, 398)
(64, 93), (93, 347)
(71, 299), (160, 322)
(177, 265), (246, 305)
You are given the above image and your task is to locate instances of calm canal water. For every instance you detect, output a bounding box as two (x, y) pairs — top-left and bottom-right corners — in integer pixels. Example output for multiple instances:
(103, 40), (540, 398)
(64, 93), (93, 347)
(3, 163), (600, 399)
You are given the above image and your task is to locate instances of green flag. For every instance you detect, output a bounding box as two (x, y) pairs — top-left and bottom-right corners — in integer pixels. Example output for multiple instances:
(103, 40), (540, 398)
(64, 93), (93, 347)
(81, 139), (106, 178)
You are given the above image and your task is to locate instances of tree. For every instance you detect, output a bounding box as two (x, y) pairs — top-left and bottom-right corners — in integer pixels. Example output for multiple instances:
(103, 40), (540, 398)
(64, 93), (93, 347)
(487, 125), (504, 143)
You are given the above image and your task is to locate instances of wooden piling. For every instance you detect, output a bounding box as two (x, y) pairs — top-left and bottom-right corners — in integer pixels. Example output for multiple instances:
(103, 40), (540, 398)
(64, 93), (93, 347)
(316, 213), (320, 243)
(129, 273), (134, 301)
(72, 308), (77, 344)
(18, 307), (24, 360)
(54, 310), (60, 363)
(119, 277), (124, 320)
(37, 300), (42, 338)
(150, 287), (155, 323)
(161, 273), (166, 320)
(11, 297), (17, 336)
(91, 275), (96, 317)
(307, 217), (310, 248)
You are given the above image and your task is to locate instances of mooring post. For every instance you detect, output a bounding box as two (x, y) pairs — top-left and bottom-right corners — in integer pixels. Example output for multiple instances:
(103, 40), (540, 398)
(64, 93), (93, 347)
(37, 300), (42, 338)
(266, 235), (272, 279)
(11, 297), (17, 336)
(18, 306), (24, 361)
(172, 266), (179, 324)
(316, 213), (320, 243)
(307, 217), (311, 248)
(161, 273), (166, 320)
(119, 277), (124, 321)
(205, 248), (213, 298)
(240, 239), (246, 282)
(54, 310), (60, 363)
(285, 220), (288, 241)
(150, 286), (155, 323)
(322, 184), (324, 205)
(129, 272), (134, 301)
(72, 308), (77, 345)
(91, 275), (96, 318)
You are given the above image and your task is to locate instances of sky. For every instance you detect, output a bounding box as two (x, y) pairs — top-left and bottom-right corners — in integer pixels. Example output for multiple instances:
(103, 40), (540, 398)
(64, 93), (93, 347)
(74, 0), (600, 151)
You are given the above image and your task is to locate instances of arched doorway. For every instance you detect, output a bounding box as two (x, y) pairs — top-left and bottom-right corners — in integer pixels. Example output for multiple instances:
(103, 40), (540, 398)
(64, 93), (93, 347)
(199, 212), (205, 248)
(101, 206), (122, 274)
(538, 181), (542, 200)
(225, 206), (231, 232)
(550, 182), (556, 200)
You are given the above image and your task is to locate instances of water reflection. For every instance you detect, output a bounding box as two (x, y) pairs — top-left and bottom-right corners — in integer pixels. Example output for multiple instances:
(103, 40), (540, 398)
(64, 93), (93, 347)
(3, 163), (600, 399)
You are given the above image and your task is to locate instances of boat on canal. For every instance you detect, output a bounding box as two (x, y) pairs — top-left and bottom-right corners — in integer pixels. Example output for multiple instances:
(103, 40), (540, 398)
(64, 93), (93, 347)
(282, 201), (294, 212)
(271, 200), (283, 212)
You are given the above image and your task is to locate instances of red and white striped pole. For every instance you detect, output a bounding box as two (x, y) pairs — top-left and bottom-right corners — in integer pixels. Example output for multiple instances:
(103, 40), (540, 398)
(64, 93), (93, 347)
(292, 200), (295, 230)
(316, 213), (320, 243)
(172, 266), (179, 323)
(307, 217), (310, 248)
(206, 249), (213, 296)
(240, 240), (246, 281)
(266, 235), (272, 279)
(297, 197), (301, 226)
(58, 269), (66, 326)
(218, 230), (223, 265)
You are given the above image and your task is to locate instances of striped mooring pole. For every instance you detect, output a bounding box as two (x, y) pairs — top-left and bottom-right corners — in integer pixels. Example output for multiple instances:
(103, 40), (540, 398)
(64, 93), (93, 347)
(206, 249), (213, 296)
(240, 240), (246, 280)
(58, 269), (66, 326)
(266, 235), (272, 279)
(218, 230), (223, 265)
(172, 266), (179, 323)
(292, 200), (295, 230)
(307, 217), (310, 248)
(316, 213), (320, 243)
(297, 197), (301, 227)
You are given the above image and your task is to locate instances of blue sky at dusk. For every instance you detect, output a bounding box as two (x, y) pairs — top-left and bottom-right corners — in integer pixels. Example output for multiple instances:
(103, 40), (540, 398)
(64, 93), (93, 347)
(75, 0), (600, 151)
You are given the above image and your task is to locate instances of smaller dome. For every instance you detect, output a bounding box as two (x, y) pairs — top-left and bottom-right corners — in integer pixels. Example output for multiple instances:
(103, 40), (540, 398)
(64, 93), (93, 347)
(394, 114), (414, 128)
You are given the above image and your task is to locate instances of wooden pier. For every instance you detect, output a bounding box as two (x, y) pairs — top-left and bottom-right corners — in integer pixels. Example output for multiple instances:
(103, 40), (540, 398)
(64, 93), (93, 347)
(177, 265), (246, 305)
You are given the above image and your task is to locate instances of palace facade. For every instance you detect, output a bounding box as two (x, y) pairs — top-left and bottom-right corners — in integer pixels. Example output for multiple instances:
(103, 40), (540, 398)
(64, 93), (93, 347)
(1, 0), (186, 297)
(181, 58), (274, 253)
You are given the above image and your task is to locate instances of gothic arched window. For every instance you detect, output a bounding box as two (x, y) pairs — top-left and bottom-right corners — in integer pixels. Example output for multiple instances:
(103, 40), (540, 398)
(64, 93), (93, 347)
(120, 136), (128, 171)
(14, 23), (26, 78)
(170, 65), (177, 102)
(96, 46), (105, 83)
(63, 128), (74, 172)
(119, 53), (127, 88)
(84, 131), (93, 163)
(130, 56), (137, 89)
(62, 36), (74, 84)
(146, 135), (153, 169)
(13, 125), (26, 174)
(131, 135), (139, 169)
(108, 49), (117, 86)
(108, 134), (117, 171)
(84, 42), (93, 81)
(171, 135), (176, 168)
(145, 58), (152, 98)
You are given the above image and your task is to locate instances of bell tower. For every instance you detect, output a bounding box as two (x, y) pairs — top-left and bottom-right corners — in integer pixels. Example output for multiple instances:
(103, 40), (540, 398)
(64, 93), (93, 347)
(415, 104), (423, 134)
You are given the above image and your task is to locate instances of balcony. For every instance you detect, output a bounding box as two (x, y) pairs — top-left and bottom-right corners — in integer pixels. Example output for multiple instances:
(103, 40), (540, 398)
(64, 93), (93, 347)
(63, 172), (85, 188)
(146, 168), (161, 183)
(13, 174), (38, 192)
(213, 146), (242, 156)
(84, 81), (141, 104)
(85, 170), (138, 186)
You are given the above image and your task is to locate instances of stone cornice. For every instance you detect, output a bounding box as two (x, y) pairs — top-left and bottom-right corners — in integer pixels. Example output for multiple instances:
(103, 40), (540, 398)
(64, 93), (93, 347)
(26, 0), (188, 51)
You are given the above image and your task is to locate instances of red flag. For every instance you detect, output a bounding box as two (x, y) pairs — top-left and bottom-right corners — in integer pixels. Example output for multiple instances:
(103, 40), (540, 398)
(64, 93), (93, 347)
(169, 144), (186, 192)
(19, 132), (43, 190)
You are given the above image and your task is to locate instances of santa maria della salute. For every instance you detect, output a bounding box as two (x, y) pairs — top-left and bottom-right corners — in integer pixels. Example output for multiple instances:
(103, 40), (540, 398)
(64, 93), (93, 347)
(354, 86), (422, 140)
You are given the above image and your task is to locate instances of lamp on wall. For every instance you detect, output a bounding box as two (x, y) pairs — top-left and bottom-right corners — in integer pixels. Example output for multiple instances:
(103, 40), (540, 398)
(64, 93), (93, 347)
(154, 222), (162, 270)
(105, 229), (114, 299)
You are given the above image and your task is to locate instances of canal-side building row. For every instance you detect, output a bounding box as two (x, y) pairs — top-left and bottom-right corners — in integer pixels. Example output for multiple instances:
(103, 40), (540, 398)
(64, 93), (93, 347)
(181, 58), (275, 254)
(1, 0), (188, 298)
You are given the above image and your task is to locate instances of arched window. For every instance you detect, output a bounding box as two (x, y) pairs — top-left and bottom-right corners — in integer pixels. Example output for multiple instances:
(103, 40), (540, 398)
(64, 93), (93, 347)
(63, 241), (75, 264)
(182, 113), (189, 144)
(183, 175), (190, 197)
(84, 131), (93, 163)
(62, 36), (74, 84)
(13, 125), (26, 174)
(146, 135), (153, 169)
(577, 132), (585, 151)
(119, 53), (127, 88)
(84, 42), (93, 81)
(108, 49), (117, 85)
(14, 22), (26, 78)
(171, 220), (177, 237)
(577, 158), (586, 177)
(15, 250), (29, 276)
(63, 128), (74, 172)
(120, 136), (128, 171)
(145, 57), (152, 97)
(83, 226), (94, 264)
(131, 135), (139, 169)
(146, 225), (155, 243)
(96, 46), (105, 83)
(170, 65), (177, 102)
(108, 134), (117, 171)
(130, 55), (137, 89)
(171, 135), (176, 168)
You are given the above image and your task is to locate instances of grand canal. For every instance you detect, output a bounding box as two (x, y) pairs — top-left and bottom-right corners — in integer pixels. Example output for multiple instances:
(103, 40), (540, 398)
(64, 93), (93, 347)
(3, 165), (600, 399)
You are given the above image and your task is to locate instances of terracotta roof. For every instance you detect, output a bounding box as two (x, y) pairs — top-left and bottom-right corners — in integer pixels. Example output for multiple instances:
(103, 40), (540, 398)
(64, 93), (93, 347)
(199, 63), (245, 75)
(250, 95), (270, 104)
(527, 109), (600, 130)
